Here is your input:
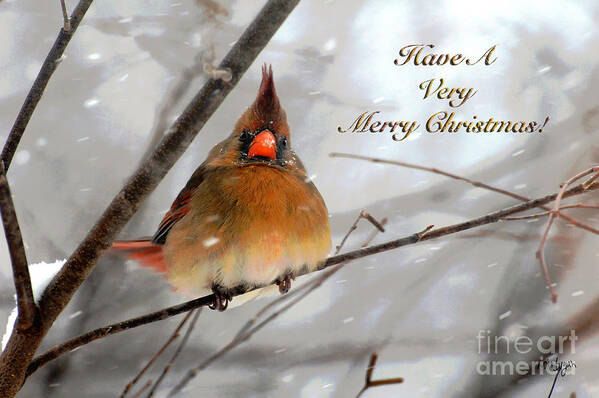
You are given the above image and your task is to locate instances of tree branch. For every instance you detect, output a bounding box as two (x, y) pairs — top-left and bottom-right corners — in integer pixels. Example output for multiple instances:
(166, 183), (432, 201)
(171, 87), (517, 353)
(502, 204), (599, 221)
(59, 0), (71, 31)
(27, 296), (212, 377)
(26, 180), (599, 377)
(329, 153), (599, 235)
(536, 166), (599, 302)
(319, 181), (597, 267)
(356, 353), (404, 398)
(147, 309), (202, 397)
(121, 310), (195, 398)
(0, 0), (302, 396)
(0, 163), (37, 330)
(0, 0), (93, 171)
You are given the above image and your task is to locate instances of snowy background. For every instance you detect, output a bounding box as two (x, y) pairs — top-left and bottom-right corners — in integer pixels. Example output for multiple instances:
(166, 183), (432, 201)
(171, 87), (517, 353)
(1, 0), (599, 397)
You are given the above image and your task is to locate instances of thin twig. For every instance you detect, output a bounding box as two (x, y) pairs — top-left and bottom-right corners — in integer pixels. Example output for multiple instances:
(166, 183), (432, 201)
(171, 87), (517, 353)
(201, 45), (233, 83)
(0, 163), (37, 331)
(137, 57), (205, 166)
(1, 0), (93, 171)
(356, 353), (404, 398)
(130, 380), (152, 398)
(329, 153), (599, 235)
(138, 46), (232, 166)
(331, 153), (599, 302)
(364, 218), (387, 245)
(146, 309), (202, 398)
(536, 167), (599, 303)
(26, 180), (599, 377)
(329, 152), (538, 200)
(502, 204), (599, 221)
(121, 311), (194, 398)
(168, 216), (388, 397)
(336, 211), (384, 255)
(59, 0), (71, 31)
(1, 1), (302, 396)
(583, 173), (599, 189)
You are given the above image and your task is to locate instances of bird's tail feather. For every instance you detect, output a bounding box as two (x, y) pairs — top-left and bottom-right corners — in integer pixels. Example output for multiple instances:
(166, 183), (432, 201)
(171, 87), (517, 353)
(110, 239), (167, 274)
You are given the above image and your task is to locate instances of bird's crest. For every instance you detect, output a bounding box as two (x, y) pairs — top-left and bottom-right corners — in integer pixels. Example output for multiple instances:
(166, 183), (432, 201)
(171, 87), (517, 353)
(252, 64), (284, 126)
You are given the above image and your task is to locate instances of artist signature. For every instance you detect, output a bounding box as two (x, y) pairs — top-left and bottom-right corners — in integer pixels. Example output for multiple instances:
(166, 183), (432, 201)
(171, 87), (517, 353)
(543, 355), (576, 398)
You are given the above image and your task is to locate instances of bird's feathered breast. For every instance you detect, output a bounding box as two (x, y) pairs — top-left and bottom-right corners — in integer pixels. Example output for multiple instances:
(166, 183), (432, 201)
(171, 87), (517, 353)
(162, 162), (331, 294)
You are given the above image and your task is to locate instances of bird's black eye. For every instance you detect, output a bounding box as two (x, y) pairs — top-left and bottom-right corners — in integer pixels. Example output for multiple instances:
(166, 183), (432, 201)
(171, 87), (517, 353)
(280, 137), (287, 149)
(239, 130), (250, 142)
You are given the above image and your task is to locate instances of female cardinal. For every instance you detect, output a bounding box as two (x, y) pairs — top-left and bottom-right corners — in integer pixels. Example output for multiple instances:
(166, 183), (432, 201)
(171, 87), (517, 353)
(111, 65), (331, 311)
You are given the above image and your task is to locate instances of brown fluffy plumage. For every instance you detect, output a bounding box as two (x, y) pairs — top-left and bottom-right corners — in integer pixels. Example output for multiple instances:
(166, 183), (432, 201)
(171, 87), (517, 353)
(112, 65), (331, 307)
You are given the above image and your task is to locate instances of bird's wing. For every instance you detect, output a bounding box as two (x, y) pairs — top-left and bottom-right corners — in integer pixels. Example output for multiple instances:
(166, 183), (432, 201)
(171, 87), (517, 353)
(152, 164), (207, 244)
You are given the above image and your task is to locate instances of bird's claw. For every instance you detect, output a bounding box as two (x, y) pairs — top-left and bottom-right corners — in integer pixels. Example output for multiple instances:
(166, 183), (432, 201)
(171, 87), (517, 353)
(209, 287), (231, 311)
(277, 274), (292, 295)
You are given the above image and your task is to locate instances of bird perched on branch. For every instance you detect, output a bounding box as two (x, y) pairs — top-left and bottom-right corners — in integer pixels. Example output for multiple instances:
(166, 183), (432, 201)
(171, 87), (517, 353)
(111, 65), (331, 311)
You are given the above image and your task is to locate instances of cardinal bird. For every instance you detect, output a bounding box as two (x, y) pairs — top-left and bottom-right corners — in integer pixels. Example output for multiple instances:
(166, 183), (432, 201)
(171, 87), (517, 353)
(111, 65), (331, 311)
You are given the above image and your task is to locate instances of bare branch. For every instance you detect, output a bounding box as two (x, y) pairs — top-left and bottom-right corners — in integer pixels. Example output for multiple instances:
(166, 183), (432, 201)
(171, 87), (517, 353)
(329, 153), (599, 235)
(130, 380), (152, 398)
(121, 310), (195, 398)
(1, 0), (93, 171)
(26, 295), (213, 377)
(502, 204), (599, 221)
(336, 210), (385, 254)
(59, 0), (71, 31)
(26, 180), (599, 377)
(146, 309), (202, 398)
(320, 181), (597, 267)
(356, 353), (404, 398)
(137, 54), (205, 166)
(330, 152), (539, 200)
(0, 163), (37, 330)
(536, 166), (599, 303)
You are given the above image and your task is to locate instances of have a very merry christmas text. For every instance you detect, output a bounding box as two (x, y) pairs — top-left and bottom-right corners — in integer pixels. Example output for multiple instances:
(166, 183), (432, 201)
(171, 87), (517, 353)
(337, 44), (550, 141)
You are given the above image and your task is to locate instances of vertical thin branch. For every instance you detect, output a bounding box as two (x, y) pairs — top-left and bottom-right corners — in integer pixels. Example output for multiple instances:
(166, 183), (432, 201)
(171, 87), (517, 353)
(59, 0), (71, 31)
(536, 166), (599, 303)
(121, 311), (195, 398)
(1, 0), (93, 171)
(130, 380), (152, 398)
(0, 163), (37, 330)
(146, 309), (202, 397)
(336, 210), (385, 255)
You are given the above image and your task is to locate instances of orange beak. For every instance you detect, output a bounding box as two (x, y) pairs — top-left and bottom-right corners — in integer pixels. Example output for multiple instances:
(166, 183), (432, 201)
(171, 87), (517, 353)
(248, 130), (276, 160)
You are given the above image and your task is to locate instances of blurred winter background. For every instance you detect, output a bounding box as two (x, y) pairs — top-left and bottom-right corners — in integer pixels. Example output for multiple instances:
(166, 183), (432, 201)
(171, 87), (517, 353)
(1, 0), (599, 396)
